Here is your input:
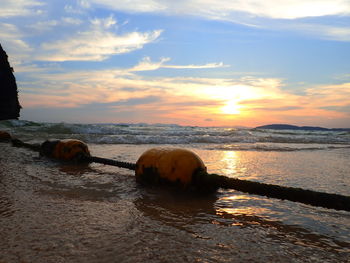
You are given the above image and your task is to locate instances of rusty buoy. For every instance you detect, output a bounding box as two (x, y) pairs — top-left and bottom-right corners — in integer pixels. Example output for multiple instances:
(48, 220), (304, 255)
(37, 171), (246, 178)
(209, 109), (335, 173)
(40, 139), (90, 161)
(0, 131), (11, 142)
(135, 147), (216, 191)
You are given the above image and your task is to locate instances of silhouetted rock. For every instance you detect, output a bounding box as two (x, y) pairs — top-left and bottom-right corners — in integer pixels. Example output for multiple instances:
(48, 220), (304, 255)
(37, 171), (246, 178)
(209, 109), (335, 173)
(0, 44), (21, 120)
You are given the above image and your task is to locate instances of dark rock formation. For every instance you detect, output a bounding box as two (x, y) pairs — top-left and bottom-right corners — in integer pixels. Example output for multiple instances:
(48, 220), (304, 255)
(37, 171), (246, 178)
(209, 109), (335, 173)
(0, 44), (21, 120)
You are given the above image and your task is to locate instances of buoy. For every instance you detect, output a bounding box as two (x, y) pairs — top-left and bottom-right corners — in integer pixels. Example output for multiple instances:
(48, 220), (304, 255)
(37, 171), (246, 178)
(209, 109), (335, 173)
(0, 131), (11, 142)
(135, 148), (213, 190)
(40, 139), (90, 161)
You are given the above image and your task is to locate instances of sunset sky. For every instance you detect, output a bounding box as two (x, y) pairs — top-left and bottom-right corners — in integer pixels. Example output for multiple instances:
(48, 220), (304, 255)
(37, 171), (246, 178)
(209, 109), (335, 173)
(1, 0), (350, 127)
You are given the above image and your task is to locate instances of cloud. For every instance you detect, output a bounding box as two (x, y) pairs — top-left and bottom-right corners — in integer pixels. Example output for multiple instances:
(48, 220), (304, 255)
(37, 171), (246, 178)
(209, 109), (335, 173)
(19, 63), (232, 111)
(236, 82), (350, 120)
(15, 54), (350, 126)
(163, 62), (229, 69)
(18, 63), (350, 126)
(86, 0), (350, 41)
(303, 24), (350, 42)
(90, 14), (117, 28)
(228, 0), (350, 19)
(305, 83), (350, 106)
(15, 64), (57, 73)
(0, 23), (33, 63)
(78, 0), (91, 9)
(89, 0), (165, 13)
(130, 57), (171, 71)
(63, 0), (91, 14)
(130, 57), (229, 71)
(269, 21), (350, 42)
(29, 17), (84, 32)
(250, 106), (303, 112)
(62, 17), (84, 25)
(88, 0), (350, 19)
(82, 95), (162, 109)
(321, 105), (350, 113)
(0, 23), (29, 48)
(37, 17), (163, 61)
(0, 0), (43, 17)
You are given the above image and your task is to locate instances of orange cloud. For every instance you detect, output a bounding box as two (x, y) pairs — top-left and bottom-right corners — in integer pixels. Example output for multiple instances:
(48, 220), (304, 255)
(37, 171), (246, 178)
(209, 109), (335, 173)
(18, 58), (350, 127)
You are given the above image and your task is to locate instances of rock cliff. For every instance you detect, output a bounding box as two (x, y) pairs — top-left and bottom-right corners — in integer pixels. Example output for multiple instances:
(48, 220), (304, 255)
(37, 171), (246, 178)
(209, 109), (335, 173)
(0, 44), (21, 120)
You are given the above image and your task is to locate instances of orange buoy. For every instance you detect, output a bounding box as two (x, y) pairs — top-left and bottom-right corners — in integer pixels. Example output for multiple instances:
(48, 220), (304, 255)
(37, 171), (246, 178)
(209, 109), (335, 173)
(0, 131), (11, 142)
(135, 148), (207, 188)
(40, 139), (90, 161)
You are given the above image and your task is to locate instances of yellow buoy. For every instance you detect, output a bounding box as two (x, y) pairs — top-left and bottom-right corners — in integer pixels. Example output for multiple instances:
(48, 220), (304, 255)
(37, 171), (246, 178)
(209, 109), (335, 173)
(135, 148), (207, 188)
(0, 131), (11, 141)
(40, 139), (90, 161)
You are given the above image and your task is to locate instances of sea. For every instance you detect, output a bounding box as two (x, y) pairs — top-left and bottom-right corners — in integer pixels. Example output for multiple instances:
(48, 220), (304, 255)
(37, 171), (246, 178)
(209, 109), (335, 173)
(1, 120), (350, 262)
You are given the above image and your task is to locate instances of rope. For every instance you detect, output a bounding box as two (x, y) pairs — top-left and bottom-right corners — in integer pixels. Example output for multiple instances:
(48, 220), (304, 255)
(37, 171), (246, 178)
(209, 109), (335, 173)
(11, 138), (41, 152)
(86, 156), (137, 170)
(193, 172), (350, 212)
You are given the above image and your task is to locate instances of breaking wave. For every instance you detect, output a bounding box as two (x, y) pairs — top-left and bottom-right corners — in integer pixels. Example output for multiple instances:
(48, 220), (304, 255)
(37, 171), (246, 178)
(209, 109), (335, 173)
(1, 120), (349, 150)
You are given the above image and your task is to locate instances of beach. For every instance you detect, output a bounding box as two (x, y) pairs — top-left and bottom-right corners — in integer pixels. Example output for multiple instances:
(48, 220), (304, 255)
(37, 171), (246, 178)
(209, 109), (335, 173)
(1, 121), (350, 262)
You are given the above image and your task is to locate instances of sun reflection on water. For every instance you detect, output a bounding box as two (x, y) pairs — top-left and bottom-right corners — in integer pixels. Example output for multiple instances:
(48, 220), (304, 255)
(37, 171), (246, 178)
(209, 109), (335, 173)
(216, 194), (266, 219)
(217, 150), (253, 179)
(221, 151), (238, 176)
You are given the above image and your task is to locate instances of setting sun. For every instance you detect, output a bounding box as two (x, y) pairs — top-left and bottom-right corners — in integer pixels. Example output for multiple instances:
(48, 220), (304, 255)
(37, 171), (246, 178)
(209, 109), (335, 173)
(221, 100), (241, 114)
(198, 84), (267, 118)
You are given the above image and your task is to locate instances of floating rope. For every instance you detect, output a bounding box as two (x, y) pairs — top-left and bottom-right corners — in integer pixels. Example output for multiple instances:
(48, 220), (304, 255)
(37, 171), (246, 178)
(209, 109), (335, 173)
(11, 138), (41, 151)
(5, 136), (350, 212)
(193, 172), (350, 212)
(85, 156), (137, 170)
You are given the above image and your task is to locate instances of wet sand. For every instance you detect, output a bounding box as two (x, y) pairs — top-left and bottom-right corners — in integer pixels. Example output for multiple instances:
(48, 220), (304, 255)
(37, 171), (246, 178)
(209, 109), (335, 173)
(1, 142), (350, 262)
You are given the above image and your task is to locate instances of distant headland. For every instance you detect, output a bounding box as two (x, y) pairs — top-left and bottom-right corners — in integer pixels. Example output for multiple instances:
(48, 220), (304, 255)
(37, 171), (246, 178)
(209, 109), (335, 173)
(255, 124), (350, 132)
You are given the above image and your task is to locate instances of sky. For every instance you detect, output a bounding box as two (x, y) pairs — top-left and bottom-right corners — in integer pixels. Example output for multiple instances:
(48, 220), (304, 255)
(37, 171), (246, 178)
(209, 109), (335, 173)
(1, 0), (350, 128)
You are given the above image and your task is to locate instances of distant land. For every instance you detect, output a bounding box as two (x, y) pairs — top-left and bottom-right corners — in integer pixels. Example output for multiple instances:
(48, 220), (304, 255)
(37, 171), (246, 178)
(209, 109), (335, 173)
(255, 124), (350, 132)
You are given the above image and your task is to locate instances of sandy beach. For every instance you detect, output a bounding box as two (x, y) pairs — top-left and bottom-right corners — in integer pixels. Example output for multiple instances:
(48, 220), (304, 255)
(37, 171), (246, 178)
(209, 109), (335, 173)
(1, 122), (349, 262)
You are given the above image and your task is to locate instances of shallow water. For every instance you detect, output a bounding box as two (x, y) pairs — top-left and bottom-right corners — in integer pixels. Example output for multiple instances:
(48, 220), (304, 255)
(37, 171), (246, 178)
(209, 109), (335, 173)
(1, 141), (350, 263)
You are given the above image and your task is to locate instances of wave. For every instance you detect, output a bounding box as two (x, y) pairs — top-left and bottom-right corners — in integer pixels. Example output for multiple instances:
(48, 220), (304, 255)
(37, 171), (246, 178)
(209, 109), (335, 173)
(207, 144), (350, 152)
(0, 120), (41, 127)
(1, 120), (350, 146)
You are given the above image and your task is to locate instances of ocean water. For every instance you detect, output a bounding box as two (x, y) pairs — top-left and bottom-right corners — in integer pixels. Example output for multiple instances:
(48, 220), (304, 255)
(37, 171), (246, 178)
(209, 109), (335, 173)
(1, 120), (350, 262)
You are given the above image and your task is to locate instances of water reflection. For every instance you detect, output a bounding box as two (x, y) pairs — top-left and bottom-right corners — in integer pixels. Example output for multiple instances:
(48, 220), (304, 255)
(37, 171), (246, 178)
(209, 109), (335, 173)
(134, 188), (218, 230)
(204, 149), (253, 179)
(221, 151), (238, 176)
(133, 187), (350, 255)
(37, 164), (138, 203)
(56, 163), (92, 175)
(214, 203), (350, 253)
(213, 191), (350, 253)
(216, 194), (269, 222)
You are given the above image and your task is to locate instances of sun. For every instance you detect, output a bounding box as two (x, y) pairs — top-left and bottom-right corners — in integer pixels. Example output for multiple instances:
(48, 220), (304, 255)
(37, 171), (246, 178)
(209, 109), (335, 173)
(221, 100), (241, 115)
(199, 84), (262, 116)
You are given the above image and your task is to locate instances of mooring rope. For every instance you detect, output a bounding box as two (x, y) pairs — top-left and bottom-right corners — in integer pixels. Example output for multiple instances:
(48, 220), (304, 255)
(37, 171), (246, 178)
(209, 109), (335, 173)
(193, 172), (350, 212)
(7, 137), (350, 212)
(11, 138), (41, 152)
(86, 156), (137, 170)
